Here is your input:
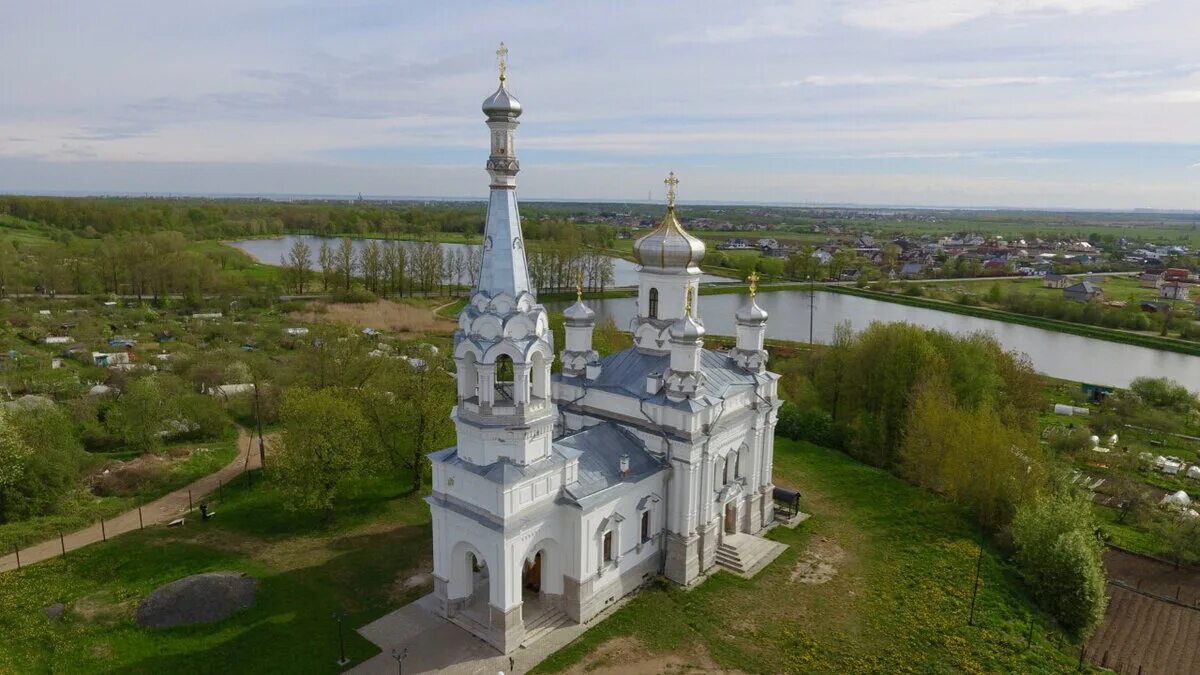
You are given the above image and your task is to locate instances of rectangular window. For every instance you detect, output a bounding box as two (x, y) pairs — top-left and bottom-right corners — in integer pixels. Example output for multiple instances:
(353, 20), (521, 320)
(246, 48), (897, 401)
(640, 510), (651, 543)
(603, 531), (613, 562)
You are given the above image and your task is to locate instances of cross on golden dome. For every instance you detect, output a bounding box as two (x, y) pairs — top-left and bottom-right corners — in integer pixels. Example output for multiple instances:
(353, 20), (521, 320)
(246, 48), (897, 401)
(664, 171), (679, 209)
(748, 271), (760, 298)
(496, 42), (509, 83)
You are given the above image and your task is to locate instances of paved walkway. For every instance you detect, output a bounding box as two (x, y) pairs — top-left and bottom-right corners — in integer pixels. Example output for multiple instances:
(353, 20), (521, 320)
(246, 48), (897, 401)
(350, 593), (634, 675)
(0, 427), (263, 574)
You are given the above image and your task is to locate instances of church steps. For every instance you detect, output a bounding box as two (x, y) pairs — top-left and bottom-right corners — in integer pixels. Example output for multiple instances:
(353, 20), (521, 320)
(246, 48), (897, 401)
(521, 608), (570, 646)
(715, 533), (787, 578)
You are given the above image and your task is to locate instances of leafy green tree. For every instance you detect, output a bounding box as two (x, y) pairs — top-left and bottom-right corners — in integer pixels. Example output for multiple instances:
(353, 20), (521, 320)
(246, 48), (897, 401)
(359, 357), (455, 492)
(0, 404), (85, 523)
(275, 387), (371, 520)
(1010, 491), (1108, 638)
(107, 375), (179, 452)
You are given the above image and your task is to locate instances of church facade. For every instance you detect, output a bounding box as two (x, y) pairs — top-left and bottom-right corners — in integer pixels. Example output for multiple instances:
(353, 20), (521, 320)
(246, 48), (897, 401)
(426, 50), (783, 653)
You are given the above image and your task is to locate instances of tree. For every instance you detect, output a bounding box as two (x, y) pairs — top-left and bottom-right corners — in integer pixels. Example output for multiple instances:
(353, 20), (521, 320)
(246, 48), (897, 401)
(285, 239), (312, 294)
(1010, 491), (1108, 638)
(107, 375), (179, 453)
(358, 357), (455, 492)
(335, 237), (355, 291)
(0, 404), (84, 523)
(317, 240), (336, 292)
(275, 387), (370, 520)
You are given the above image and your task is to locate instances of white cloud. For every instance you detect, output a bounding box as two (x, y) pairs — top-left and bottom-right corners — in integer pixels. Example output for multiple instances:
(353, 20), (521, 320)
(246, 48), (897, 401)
(843, 0), (1154, 33)
(673, 2), (823, 43)
(781, 74), (1068, 88)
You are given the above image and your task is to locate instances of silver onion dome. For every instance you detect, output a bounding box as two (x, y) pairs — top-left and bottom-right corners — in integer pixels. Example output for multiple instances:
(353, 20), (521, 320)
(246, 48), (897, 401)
(482, 83), (522, 117)
(735, 297), (769, 324)
(563, 299), (595, 322)
(633, 207), (706, 273)
(670, 312), (705, 341)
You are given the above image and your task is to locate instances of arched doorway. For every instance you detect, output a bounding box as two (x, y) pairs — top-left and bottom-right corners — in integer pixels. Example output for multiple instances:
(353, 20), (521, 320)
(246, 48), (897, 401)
(448, 542), (491, 625)
(523, 551), (542, 593)
(724, 502), (737, 534)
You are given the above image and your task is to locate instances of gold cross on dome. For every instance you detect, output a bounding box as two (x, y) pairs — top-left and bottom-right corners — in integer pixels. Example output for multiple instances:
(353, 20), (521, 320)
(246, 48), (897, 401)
(575, 270), (584, 302)
(747, 271), (760, 298)
(496, 42), (509, 83)
(664, 171), (679, 209)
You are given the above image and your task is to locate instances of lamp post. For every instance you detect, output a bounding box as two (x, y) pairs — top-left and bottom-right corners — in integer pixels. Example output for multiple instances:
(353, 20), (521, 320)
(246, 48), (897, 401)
(333, 612), (349, 666)
(391, 647), (408, 675)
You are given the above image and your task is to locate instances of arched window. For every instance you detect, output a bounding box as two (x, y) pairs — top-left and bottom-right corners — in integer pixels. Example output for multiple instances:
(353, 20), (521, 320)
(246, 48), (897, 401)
(723, 456), (731, 485)
(648, 288), (659, 319)
(495, 354), (514, 402)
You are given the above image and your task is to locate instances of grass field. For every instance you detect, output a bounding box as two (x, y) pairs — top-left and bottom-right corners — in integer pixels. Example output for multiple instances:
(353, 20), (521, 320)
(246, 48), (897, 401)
(0, 471), (429, 674)
(535, 439), (1085, 674)
(0, 438), (1090, 674)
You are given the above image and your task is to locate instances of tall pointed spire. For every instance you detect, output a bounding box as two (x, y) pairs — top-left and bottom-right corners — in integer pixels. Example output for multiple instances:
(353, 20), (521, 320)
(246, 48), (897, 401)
(476, 43), (531, 299)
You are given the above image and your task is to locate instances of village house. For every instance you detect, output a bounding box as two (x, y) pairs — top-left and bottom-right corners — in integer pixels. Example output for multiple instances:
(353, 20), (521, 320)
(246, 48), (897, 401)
(1139, 272), (1165, 289)
(1160, 283), (1190, 302)
(1063, 281), (1104, 303)
(1043, 273), (1071, 289)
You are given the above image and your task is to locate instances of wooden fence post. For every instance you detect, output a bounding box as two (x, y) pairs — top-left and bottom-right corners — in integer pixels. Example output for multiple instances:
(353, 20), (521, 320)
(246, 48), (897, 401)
(60, 531), (66, 557)
(100, 518), (107, 541)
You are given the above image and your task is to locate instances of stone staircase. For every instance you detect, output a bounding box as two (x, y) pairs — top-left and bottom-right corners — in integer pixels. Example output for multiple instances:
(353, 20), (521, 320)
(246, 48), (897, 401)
(715, 533), (788, 578)
(521, 607), (570, 647)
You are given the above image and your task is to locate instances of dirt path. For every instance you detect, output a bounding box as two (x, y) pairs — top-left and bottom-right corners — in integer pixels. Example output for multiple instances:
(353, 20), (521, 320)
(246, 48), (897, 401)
(0, 427), (264, 574)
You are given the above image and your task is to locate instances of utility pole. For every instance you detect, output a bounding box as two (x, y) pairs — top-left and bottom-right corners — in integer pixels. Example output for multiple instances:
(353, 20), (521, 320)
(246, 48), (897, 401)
(967, 538), (984, 626)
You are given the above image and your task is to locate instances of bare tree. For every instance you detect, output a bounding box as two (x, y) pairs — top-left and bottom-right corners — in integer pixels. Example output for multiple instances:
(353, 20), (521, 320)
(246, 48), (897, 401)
(285, 239), (313, 294)
(318, 240), (336, 292)
(335, 237), (355, 291)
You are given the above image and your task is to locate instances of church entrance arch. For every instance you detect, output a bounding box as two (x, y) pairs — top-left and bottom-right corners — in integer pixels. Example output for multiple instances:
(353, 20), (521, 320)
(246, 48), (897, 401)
(724, 502), (736, 534)
(448, 541), (491, 623)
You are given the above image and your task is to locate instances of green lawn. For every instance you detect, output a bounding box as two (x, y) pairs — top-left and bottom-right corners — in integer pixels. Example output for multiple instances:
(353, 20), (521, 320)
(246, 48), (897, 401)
(536, 440), (1085, 674)
(0, 438), (1095, 674)
(0, 472), (429, 674)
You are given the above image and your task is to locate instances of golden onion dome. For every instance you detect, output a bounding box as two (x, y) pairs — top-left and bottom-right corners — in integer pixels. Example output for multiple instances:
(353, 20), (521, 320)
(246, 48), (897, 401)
(633, 206), (706, 273)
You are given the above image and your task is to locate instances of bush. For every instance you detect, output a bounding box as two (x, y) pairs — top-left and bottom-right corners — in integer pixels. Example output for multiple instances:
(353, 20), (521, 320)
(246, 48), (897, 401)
(1010, 491), (1108, 638)
(777, 403), (843, 449)
(332, 288), (377, 304)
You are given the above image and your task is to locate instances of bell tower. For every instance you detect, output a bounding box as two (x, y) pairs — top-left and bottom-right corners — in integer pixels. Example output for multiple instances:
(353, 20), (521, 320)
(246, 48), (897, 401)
(452, 44), (555, 467)
(631, 173), (707, 352)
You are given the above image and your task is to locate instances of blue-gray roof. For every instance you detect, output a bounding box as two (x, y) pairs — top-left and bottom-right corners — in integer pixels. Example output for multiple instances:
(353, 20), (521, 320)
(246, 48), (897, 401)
(428, 421), (664, 507)
(557, 422), (663, 507)
(581, 347), (766, 405)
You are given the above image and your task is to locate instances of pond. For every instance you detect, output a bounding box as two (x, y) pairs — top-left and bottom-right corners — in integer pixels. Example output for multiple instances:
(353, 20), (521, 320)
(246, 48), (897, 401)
(544, 290), (1200, 389)
(226, 235), (729, 288)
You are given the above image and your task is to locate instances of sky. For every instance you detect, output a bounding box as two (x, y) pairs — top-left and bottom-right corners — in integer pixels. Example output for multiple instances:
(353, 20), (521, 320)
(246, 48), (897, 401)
(1, 0), (1199, 210)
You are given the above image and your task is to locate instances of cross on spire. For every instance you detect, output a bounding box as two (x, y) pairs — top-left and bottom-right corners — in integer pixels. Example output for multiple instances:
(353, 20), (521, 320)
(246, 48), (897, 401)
(747, 271), (760, 298)
(575, 270), (584, 302)
(496, 42), (509, 83)
(664, 171), (679, 209)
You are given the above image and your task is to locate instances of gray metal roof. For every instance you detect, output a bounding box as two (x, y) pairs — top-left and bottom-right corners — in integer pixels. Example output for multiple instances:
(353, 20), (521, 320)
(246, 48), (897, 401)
(475, 188), (533, 299)
(557, 422), (664, 506)
(584, 347), (765, 403)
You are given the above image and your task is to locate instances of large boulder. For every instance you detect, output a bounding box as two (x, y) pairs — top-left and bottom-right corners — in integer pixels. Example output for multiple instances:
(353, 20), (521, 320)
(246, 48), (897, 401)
(135, 571), (257, 629)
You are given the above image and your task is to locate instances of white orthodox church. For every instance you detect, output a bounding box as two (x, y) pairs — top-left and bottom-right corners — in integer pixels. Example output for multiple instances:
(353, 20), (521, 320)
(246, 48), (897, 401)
(426, 49), (784, 653)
